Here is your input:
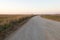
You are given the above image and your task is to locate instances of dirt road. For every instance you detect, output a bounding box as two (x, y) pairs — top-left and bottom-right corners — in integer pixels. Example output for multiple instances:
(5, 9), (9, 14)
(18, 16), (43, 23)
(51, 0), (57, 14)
(5, 16), (60, 40)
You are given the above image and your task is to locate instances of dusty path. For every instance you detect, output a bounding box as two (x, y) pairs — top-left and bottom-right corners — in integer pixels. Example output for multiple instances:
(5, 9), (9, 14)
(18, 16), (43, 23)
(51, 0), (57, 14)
(5, 16), (60, 40)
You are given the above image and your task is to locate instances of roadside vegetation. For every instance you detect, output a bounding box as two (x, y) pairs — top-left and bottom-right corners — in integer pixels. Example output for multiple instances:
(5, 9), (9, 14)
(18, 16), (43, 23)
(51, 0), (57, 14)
(0, 15), (33, 40)
(40, 15), (60, 21)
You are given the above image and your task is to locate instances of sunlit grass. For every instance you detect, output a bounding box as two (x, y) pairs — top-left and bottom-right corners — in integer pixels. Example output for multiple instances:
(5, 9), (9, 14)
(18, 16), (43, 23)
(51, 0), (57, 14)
(41, 15), (60, 21)
(0, 15), (33, 32)
(0, 15), (33, 40)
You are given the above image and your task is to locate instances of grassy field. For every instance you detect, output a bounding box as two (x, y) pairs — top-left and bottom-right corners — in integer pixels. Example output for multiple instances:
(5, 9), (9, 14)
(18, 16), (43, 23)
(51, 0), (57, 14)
(0, 15), (33, 40)
(40, 15), (60, 21)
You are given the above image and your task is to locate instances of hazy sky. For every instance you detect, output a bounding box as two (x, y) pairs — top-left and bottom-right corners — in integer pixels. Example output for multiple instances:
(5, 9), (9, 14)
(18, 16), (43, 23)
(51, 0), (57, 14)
(0, 0), (60, 13)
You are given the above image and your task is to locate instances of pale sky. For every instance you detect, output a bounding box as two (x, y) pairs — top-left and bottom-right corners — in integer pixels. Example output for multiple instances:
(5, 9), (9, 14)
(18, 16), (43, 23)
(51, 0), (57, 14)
(0, 0), (60, 14)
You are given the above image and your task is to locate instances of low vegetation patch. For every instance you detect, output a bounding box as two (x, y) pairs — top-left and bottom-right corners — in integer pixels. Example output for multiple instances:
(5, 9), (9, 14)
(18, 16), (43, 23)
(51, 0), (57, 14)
(41, 15), (60, 21)
(0, 15), (33, 40)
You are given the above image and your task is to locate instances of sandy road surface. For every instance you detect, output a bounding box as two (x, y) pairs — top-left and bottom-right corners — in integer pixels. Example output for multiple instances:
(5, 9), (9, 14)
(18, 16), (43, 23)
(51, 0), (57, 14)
(5, 16), (60, 40)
